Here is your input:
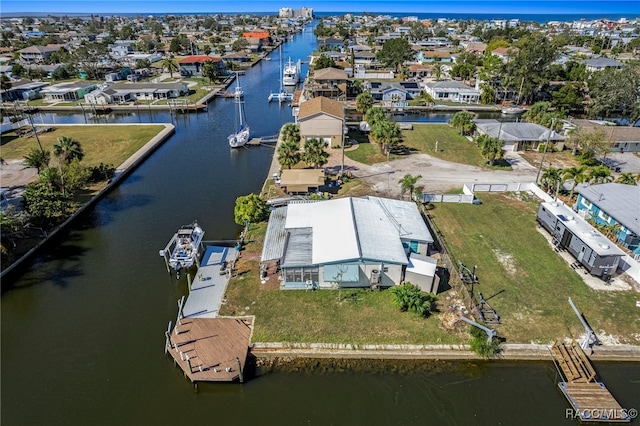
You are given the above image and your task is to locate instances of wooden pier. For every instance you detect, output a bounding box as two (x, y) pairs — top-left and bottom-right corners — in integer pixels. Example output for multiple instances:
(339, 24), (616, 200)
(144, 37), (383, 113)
(167, 316), (254, 382)
(550, 341), (630, 423)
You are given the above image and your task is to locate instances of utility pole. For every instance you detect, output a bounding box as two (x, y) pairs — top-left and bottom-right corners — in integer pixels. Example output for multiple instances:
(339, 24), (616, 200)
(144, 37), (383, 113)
(535, 117), (557, 185)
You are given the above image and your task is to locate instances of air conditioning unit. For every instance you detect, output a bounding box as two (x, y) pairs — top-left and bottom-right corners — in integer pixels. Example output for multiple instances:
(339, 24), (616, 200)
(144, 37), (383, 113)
(370, 269), (380, 285)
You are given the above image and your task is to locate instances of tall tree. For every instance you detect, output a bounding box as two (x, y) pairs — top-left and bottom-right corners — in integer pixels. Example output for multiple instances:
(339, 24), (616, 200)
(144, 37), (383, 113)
(540, 167), (562, 193)
(398, 174), (422, 200)
(371, 119), (401, 160)
(478, 135), (505, 165)
(201, 60), (219, 83)
(355, 92), (374, 114)
(587, 165), (613, 184)
(376, 37), (414, 72)
(588, 62), (640, 126)
(503, 33), (558, 104)
(23, 148), (51, 172)
(562, 165), (589, 200)
(161, 56), (179, 78)
(281, 123), (300, 145)
(615, 173), (637, 185)
(449, 111), (475, 135)
(277, 140), (301, 170)
(233, 193), (268, 225)
(302, 138), (329, 169)
(53, 136), (84, 165)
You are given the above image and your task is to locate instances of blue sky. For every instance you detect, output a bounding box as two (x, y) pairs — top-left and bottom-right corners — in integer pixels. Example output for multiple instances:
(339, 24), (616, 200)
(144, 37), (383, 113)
(1, 0), (638, 15)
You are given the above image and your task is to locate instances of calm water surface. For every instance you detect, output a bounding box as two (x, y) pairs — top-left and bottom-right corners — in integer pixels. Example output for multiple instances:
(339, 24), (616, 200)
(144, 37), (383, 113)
(2, 23), (639, 426)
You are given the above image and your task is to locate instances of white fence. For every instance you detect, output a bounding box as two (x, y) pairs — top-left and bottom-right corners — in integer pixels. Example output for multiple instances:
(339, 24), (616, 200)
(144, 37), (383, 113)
(420, 182), (554, 204)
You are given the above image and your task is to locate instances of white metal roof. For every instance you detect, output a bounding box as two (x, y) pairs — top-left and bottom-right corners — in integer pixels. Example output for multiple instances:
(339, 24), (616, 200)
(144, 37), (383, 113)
(406, 253), (438, 277)
(541, 202), (626, 257)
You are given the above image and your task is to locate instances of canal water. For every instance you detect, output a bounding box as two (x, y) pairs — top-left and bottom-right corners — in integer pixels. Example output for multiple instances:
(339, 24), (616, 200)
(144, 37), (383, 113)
(2, 23), (639, 426)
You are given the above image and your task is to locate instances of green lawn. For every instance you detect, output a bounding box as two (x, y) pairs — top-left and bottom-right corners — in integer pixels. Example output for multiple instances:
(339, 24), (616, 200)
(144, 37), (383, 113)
(0, 125), (166, 168)
(346, 125), (511, 170)
(428, 192), (640, 344)
(220, 223), (461, 345)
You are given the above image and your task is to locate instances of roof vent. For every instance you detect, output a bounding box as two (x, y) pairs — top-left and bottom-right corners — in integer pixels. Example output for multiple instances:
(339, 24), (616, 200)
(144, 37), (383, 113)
(598, 243), (610, 250)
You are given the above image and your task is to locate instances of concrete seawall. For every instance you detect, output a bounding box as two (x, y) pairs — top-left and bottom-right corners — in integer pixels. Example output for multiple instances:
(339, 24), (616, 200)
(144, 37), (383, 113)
(251, 342), (640, 361)
(1, 123), (176, 281)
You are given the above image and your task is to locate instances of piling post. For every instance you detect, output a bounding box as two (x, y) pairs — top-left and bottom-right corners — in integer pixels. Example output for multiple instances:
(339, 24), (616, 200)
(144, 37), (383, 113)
(176, 296), (185, 326)
(187, 273), (192, 292)
(236, 357), (243, 383)
(164, 321), (173, 354)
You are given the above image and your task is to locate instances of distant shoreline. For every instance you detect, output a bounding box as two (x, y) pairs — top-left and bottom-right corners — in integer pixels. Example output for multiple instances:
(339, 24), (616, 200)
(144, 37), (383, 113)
(2, 12), (638, 23)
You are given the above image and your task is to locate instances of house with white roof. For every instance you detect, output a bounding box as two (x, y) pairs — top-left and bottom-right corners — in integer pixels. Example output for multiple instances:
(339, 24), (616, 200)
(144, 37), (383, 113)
(423, 80), (480, 104)
(260, 197), (437, 292)
(475, 119), (565, 152)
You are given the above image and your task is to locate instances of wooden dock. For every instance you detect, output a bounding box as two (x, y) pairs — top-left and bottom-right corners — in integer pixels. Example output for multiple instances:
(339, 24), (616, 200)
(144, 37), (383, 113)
(167, 316), (254, 382)
(550, 341), (630, 423)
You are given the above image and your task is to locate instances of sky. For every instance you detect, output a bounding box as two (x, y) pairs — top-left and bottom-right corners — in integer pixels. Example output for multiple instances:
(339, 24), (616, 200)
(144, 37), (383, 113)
(1, 0), (638, 15)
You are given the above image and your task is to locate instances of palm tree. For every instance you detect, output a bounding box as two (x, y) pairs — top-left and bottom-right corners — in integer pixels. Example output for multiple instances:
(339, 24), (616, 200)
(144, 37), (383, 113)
(615, 172), (638, 185)
(277, 140), (301, 170)
(161, 56), (179, 78)
(588, 165), (613, 184)
(478, 136), (505, 165)
(23, 148), (51, 172)
(302, 138), (329, 169)
(449, 111), (475, 135)
(562, 165), (589, 199)
(398, 174), (422, 200)
(371, 119), (401, 160)
(540, 167), (562, 193)
(280, 123), (300, 145)
(432, 62), (443, 81)
(53, 136), (84, 165)
(201, 60), (219, 83)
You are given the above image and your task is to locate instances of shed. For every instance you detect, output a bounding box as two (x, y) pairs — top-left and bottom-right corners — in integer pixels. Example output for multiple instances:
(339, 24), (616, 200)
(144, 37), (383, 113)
(280, 169), (325, 194)
(405, 253), (440, 294)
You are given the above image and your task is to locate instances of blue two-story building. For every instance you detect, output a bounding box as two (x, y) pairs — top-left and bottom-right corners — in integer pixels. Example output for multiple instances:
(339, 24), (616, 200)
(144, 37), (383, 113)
(575, 183), (640, 259)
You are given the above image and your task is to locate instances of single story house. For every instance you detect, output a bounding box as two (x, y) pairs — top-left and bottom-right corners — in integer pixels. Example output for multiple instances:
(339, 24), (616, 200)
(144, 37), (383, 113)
(564, 119), (640, 153)
(423, 80), (480, 104)
(407, 63), (433, 79)
(260, 196), (437, 290)
(584, 57), (623, 72)
(537, 201), (625, 278)
(107, 81), (189, 102)
(297, 96), (345, 148)
(418, 50), (453, 63)
(40, 81), (98, 102)
(279, 169), (325, 194)
(178, 55), (224, 77)
(0, 80), (49, 102)
(574, 183), (640, 258)
(474, 119), (565, 151)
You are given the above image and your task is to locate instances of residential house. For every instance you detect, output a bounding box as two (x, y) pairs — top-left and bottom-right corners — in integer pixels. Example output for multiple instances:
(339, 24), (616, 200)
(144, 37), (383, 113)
(308, 67), (348, 101)
(178, 55), (224, 77)
(242, 31), (271, 52)
(474, 119), (565, 151)
(423, 80), (480, 104)
(574, 183), (640, 258)
(491, 47), (518, 63)
(418, 50), (453, 63)
(18, 45), (60, 63)
(407, 63), (433, 79)
(297, 96), (345, 148)
(584, 57), (624, 72)
(318, 36), (344, 49)
(537, 201), (625, 278)
(564, 119), (640, 152)
(101, 81), (189, 103)
(260, 196), (437, 291)
(39, 81), (97, 101)
(369, 81), (421, 106)
(0, 80), (49, 102)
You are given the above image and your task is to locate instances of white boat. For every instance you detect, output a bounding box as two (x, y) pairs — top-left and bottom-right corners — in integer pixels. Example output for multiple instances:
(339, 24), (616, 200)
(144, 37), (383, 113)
(159, 221), (205, 278)
(501, 106), (526, 115)
(233, 84), (243, 99)
(282, 58), (300, 86)
(228, 74), (250, 148)
(268, 45), (294, 103)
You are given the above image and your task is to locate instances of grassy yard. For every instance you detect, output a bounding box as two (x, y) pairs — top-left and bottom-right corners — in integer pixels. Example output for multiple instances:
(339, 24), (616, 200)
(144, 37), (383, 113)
(346, 125), (511, 170)
(428, 192), (640, 344)
(219, 222), (461, 345)
(0, 125), (166, 167)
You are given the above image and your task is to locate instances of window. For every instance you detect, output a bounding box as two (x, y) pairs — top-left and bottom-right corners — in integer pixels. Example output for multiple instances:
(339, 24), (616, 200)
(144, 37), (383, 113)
(581, 198), (592, 209)
(598, 210), (611, 223)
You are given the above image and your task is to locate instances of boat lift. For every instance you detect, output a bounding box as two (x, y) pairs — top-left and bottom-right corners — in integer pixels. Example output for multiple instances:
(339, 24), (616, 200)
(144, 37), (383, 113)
(460, 316), (496, 343)
(458, 261), (478, 286)
(568, 297), (601, 350)
(477, 292), (501, 324)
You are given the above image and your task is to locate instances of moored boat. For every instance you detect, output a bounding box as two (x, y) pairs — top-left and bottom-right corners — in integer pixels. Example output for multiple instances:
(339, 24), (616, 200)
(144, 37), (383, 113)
(501, 106), (526, 115)
(282, 58), (300, 86)
(228, 74), (250, 148)
(159, 221), (205, 279)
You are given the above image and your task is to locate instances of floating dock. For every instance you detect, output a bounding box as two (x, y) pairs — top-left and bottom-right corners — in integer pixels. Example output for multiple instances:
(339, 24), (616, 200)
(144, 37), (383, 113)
(550, 341), (630, 423)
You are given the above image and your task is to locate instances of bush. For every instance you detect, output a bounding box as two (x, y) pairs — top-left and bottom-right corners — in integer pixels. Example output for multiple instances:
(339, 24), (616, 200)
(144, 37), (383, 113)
(390, 282), (437, 318)
(87, 163), (116, 183)
(537, 143), (556, 153)
(469, 325), (501, 359)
